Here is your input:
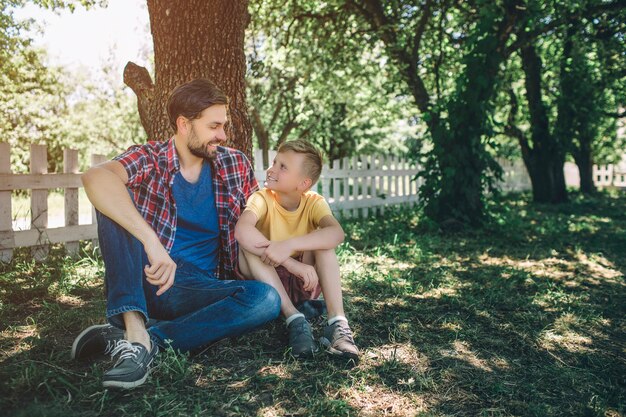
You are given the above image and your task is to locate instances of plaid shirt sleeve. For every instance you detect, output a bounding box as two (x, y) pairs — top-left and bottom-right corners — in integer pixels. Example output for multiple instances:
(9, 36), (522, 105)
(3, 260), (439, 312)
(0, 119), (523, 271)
(242, 153), (259, 201)
(113, 144), (152, 187)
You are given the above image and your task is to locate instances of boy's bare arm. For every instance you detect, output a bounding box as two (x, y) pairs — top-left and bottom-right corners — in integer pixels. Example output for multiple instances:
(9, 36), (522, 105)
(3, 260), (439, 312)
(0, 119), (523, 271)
(234, 211), (271, 257)
(260, 215), (345, 265)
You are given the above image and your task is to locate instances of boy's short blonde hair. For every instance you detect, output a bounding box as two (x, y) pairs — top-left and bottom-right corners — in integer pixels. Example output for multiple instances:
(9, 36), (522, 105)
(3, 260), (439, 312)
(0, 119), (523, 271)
(278, 139), (323, 185)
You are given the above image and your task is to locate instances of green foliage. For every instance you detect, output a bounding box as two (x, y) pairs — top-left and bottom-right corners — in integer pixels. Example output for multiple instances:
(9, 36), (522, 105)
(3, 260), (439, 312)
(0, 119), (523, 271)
(0, 50), (144, 172)
(247, 0), (418, 162)
(1, 0), (144, 172)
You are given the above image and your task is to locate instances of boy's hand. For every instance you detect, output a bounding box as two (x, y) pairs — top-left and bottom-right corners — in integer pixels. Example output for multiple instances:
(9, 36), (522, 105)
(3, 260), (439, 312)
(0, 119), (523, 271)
(286, 262), (319, 292)
(255, 240), (294, 267)
(143, 239), (177, 296)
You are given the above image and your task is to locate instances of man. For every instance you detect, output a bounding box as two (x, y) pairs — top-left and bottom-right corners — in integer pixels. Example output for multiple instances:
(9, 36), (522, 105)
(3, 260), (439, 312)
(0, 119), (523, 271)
(70, 79), (281, 389)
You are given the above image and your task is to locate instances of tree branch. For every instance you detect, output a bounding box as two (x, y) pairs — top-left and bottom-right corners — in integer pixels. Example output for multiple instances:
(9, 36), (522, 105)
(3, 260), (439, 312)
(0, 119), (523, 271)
(123, 61), (154, 137)
(604, 110), (626, 118)
(411, 0), (433, 63)
(346, 0), (433, 115)
(506, 88), (532, 159)
(505, 1), (626, 57)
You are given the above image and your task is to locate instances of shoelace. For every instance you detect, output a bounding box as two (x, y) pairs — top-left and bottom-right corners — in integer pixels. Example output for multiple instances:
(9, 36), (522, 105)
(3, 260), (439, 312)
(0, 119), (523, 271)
(103, 339), (117, 355)
(110, 340), (141, 364)
(334, 324), (354, 342)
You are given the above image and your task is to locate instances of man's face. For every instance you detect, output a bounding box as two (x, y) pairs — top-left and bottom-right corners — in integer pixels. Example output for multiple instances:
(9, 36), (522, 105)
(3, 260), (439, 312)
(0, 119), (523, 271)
(185, 104), (228, 159)
(265, 150), (309, 192)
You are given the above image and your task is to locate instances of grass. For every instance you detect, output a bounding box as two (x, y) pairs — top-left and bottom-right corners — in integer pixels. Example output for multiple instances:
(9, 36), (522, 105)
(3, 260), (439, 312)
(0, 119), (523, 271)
(0, 192), (624, 417)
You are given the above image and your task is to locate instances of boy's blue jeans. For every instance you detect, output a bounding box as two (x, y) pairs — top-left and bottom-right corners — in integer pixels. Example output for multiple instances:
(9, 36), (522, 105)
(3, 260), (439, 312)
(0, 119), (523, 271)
(96, 211), (281, 352)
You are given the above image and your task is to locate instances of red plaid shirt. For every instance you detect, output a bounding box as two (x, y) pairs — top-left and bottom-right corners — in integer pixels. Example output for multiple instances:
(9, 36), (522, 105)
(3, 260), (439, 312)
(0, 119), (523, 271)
(114, 138), (258, 279)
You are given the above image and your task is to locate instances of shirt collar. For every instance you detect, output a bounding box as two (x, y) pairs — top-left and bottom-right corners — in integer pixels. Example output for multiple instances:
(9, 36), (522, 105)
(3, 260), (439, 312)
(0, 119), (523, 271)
(167, 140), (231, 178)
(166, 137), (181, 175)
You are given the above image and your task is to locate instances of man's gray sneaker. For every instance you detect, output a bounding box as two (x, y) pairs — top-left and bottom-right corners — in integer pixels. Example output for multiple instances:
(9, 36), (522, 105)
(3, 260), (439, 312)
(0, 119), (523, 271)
(102, 340), (158, 389)
(71, 324), (124, 360)
(287, 316), (318, 359)
(319, 320), (360, 361)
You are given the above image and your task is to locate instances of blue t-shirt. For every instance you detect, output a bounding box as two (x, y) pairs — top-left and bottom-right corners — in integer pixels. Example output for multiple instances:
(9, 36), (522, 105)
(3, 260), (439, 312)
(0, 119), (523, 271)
(170, 161), (219, 274)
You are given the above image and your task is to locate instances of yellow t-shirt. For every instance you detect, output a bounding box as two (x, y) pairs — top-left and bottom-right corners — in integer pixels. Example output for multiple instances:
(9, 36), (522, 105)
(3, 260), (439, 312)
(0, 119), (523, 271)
(244, 189), (333, 257)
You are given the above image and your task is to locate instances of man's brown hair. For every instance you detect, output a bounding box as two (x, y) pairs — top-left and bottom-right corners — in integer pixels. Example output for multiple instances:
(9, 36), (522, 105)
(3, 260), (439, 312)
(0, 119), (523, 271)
(167, 79), (228, 132)
(278, 139), (324, 185)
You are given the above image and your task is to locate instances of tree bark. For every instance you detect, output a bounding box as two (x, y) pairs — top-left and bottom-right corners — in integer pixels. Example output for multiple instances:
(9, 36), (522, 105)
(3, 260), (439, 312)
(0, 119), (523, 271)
(520, 44), (568, 203)
(573, 139), (597, 194)
(124, 0), (253, 158)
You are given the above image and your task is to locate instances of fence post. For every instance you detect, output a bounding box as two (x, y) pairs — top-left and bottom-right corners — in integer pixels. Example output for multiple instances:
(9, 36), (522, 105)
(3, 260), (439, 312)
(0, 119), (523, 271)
(372, 155), (380, 217)
(381, 155), (388, 215)
(90, 154), (107, 249)
(0, 143), (13, 263)
(363, 155), (371, 218)
(402, 157), (408, 205)
(341, 157), (351, 219)
(30, 144), (49, 261)
(332, 158), (340, 215)
(352, 156), (359, 218)
(64, 149), (80, 258)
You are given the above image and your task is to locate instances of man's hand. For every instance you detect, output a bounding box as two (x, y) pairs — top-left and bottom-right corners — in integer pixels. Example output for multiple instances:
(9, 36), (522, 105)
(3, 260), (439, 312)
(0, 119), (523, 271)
(255, 239), (294, 267)
(285, 261), (319, 292)
(143, 239), (176, 296)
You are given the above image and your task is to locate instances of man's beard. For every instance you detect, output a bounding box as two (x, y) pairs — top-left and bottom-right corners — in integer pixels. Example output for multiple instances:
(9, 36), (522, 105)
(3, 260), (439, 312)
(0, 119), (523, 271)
(187, 125), (217, 160)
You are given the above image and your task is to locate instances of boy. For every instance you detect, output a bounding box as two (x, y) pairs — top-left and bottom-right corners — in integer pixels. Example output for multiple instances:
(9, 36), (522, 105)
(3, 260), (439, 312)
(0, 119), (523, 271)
(234, 139), (359, 360)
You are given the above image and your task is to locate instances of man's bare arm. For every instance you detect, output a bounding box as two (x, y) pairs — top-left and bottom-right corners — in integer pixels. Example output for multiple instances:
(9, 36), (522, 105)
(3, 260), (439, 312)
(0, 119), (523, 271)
(82, 161), (176, 295)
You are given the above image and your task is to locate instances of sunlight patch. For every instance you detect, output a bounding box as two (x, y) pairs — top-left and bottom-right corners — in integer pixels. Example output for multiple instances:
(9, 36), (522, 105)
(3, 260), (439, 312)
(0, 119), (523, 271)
(538, 313), (597, 353)
(55, 294), (85, 307)
(346, 387), (427, 417)
(477, 252), (624, 287)
(539, 329), (593, 353)
(439, 340), (493, 372)
(573, 251), (623, 281)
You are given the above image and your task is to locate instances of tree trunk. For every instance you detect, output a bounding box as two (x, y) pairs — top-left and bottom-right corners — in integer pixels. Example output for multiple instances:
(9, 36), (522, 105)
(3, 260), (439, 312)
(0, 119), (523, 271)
(574, 139), (597, 194)
(124, 0), (253, 158)
(522, 150), (568, 203)
(520, 43), (568, 203)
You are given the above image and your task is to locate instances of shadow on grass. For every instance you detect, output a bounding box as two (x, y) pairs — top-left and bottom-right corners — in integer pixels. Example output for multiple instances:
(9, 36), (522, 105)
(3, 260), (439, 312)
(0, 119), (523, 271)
(0, 193), (624, 416)
(342, 192), (625, 416)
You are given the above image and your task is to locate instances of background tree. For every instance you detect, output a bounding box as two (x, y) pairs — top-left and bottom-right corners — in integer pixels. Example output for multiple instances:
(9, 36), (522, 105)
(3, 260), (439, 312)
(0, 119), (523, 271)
(503, 1), (625, 201)
(124, 0), (254, 157)
(247, 0), (417, 168)
(0, 0), (140, 172)
(342, 0), (527, 226)
(556, 11), (626, 194)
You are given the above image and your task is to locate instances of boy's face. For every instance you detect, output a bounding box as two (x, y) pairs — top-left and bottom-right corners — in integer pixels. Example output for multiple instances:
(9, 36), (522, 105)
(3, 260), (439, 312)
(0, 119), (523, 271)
(265, 150), (311, 193)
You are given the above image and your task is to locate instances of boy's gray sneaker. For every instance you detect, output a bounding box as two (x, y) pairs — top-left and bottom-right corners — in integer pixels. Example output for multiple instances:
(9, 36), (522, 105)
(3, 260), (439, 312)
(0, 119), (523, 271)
(102, 340), (158, 389)
(320, 320), (360, 361)
(71, 324), (124, 360)
(288, 316), (318, 358)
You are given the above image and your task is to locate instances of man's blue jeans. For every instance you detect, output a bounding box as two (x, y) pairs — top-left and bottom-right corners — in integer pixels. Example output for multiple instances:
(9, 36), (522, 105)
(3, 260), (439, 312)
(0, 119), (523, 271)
(96, 211), (281, 352)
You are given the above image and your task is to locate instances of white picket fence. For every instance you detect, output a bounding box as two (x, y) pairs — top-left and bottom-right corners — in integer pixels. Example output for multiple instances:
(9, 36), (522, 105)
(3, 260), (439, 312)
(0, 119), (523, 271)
(1, 143), (624, 262)
(253, 150), (420, 219)
(0, 145), (420, 262)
